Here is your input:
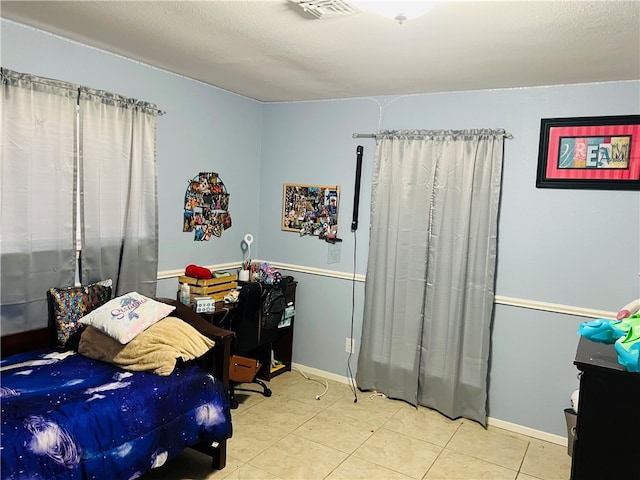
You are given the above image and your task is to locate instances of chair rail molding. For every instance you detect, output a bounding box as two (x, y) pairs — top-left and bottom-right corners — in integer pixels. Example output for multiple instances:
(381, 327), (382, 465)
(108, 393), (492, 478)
(157, 262), (615, 319)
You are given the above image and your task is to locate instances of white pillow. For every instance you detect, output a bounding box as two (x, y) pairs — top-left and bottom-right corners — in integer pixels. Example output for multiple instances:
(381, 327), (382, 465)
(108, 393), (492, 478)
(79, 292), (175, 344)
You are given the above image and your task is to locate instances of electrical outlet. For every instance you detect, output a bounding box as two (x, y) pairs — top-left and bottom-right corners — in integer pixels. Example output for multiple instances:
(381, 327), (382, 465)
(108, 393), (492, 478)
(345, 337), (355, 354)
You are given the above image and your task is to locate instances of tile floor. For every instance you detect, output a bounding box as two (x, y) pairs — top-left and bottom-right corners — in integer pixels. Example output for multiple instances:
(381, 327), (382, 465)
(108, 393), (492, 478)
(142, 370), (571, 480)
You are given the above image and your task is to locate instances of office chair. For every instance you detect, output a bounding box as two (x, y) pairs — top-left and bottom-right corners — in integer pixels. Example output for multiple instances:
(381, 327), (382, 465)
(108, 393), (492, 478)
(227, 282), (278, 409)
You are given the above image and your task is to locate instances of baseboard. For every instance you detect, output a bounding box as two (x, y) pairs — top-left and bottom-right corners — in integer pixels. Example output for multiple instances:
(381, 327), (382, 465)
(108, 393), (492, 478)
(486, 417), (567, 447)
(291, 362), (355, 385)
(291, 362), (567, 447)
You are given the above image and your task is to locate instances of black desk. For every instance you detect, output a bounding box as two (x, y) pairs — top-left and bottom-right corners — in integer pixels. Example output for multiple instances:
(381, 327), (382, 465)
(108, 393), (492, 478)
(195, 281), (298, 382)
(571, 336), (640, 480)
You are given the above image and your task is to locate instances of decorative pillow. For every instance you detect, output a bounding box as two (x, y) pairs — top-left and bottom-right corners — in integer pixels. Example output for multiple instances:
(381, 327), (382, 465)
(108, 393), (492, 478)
(185, 264), (213, 279)
(48, 279), (113, 350)
(79, 292), (175, 344)
(78, 316), (216, 376)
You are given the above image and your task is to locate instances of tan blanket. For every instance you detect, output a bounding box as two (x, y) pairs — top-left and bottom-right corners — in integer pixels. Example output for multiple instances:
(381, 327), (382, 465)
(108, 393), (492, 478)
(79, 316), (215, 376)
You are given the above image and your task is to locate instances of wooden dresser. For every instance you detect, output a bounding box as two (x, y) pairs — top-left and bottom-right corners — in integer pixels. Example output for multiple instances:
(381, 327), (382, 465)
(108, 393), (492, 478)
(571, 336), (640, 480)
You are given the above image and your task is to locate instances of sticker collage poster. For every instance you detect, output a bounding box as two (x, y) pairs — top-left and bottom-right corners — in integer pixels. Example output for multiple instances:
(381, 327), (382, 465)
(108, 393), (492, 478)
(183, 172), (231, 241)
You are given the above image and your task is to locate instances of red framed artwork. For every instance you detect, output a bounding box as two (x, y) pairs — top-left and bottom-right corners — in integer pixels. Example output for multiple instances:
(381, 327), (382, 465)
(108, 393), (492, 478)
(536, 115), (640, 190)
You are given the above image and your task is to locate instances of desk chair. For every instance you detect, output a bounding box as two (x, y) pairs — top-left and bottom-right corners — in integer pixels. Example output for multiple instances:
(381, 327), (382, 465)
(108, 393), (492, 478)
(227, 282), (278, 409)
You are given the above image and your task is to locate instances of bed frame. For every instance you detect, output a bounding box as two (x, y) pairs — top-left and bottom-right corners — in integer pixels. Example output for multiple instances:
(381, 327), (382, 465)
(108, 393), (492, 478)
(0, 296), (234, 470)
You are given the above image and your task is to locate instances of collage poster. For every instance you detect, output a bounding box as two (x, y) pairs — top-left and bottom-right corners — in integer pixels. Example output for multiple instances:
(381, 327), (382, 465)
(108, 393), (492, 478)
(282, 184), (339, 238)
(183, 172), (232, 241)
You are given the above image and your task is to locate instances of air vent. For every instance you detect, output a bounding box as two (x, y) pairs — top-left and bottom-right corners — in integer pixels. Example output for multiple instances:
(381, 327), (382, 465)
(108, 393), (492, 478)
(297, 0), (356, 18)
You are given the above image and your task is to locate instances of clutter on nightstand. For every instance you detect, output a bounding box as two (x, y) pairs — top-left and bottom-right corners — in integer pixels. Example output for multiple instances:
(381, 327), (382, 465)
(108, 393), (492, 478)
(270, 351), (286, 373)
(194, 296), (216, 313)
(239, 234), (253, 282)
(250, 261), (282, 285)
(223, 289), (239, 304)
(179, 282), (190, 305)
(279, 303), (295, 328)
(185, 264), (213, 279)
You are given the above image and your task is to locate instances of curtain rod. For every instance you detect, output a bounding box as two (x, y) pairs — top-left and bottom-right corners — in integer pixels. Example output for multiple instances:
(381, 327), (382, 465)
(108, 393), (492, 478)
(353, 132), (514, 139)
(352, 133), (376, 138)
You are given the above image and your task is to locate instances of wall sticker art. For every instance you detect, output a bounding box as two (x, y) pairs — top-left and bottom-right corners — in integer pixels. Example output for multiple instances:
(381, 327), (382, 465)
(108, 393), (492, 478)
(183, 172), (231, 241)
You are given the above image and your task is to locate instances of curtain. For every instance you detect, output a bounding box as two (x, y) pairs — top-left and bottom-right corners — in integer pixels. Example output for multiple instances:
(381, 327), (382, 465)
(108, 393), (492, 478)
(1, 68), (161, 334)
(356, 129), (505, 425)
(0, 68), (77, 334)
(79, 87), (160, 298)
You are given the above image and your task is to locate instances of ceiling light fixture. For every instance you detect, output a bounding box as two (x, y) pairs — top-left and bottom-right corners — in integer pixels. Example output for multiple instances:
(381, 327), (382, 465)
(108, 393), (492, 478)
(351, 1), (435, 24)
(297, 0), (357, 18)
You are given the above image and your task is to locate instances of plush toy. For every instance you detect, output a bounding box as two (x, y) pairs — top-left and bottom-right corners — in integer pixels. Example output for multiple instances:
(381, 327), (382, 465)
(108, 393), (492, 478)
(185, 264), (212, 279)
(579, 306), (640, 373)
(617, 298), (640, 320)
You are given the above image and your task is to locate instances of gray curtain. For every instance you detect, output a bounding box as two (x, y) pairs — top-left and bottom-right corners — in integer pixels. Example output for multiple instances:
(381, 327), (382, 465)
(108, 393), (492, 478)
(79, 87), (160, 298)
(0, 69), (77, 334)
(1, 68), (161, 334)
(356, 129), (505, 425)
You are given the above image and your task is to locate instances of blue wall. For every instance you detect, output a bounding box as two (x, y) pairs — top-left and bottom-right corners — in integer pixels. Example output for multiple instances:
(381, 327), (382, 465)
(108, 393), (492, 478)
(257, 86), (640, 437)
(3, 19), (639, 438)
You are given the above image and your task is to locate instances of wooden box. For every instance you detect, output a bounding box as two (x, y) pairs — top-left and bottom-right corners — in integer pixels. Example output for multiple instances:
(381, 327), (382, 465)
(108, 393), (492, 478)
(178, 274), (238, 299)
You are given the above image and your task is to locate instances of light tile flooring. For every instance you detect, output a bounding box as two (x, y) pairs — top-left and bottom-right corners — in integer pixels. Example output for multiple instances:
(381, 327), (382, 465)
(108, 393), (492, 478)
(142, 370), (571, 480)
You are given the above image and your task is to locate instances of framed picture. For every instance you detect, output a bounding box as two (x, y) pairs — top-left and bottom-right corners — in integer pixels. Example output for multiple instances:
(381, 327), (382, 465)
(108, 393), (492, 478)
(282, 184), (340, 237)
(536, 115), (640, 190)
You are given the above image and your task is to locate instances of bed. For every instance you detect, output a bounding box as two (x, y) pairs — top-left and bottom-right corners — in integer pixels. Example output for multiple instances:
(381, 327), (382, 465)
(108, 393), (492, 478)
(1, 294), (234, 480)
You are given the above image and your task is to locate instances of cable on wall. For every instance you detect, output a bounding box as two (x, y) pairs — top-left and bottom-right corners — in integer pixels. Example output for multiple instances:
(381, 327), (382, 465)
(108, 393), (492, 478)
(346, 228), (358, 403)
(346, 145), (363, 403)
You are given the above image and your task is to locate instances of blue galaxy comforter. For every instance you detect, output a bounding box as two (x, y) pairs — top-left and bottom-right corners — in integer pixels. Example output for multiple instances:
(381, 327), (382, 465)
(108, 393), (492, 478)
(1, 349), (232, 479)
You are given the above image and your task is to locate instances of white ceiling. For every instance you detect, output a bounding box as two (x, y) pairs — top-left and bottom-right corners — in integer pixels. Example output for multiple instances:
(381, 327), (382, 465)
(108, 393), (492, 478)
(2, 0), (639, 102)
